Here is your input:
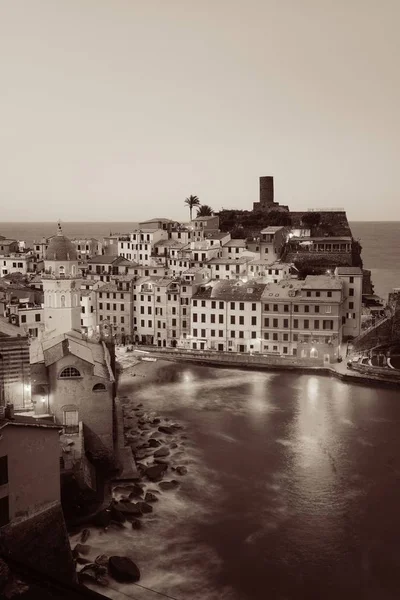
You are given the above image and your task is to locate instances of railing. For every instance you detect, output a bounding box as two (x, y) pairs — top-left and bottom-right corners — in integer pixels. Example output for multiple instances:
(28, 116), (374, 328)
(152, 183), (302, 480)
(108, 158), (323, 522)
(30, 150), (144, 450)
(356, 314), (390, 343)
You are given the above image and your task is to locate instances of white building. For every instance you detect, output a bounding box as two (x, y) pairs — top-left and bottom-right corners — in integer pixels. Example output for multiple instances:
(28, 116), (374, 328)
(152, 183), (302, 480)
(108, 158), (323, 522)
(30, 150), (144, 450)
(118, 229), (169, 265)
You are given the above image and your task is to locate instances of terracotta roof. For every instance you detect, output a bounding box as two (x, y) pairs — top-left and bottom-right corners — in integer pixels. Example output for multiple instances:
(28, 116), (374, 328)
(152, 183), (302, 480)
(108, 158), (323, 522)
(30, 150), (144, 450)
(302, 275), (343, 290)
(335, 267), (363, 275)
(223, 239), (246, 247)
(193, 280), (267, 301)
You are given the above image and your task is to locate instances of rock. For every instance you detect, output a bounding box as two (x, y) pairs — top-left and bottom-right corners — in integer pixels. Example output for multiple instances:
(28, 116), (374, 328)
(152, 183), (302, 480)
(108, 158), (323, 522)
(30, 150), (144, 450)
(97, 576), (109, 587)
(154, 458), (170, 465)
(95, 555), (109, 567)
(176, 466), (188, 476)
(125, 483), (144, 498)
(73, 543), (91, 556)
(148, 438), (161, 448)
(136, 501), (153, 514)
(81, 563), (107, 577)
(135, 449), (153, 460)
(92, 509), (111, 528)
(151, 418), (161, 425)
(181, 435), (188, 440)
(114, 502), (142, 516)
(154, 446), (170, 458)
(114, 484), (143, 495)
(131, 519), (142, 530)
(170, 443), (178, 449)
(147, 488), (161, 494)
(79, 563), (109, 586)
(145, 463), (168, 481)
(80, 529), (91, 543)
(150, 431), (163, 439)
(109, 506), (127, 522)
(159, 480), (180, 491)
(120, 496), (131, 503)
(144, 492), (159, 503)
(109, 556), (141, 583)
(158, 426), (174, 435)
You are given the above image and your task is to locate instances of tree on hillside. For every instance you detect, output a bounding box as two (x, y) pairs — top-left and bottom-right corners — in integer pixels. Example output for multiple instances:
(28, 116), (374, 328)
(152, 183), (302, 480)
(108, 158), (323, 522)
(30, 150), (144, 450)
(196, 204), (214, 217)
(184, 195), (200, 220)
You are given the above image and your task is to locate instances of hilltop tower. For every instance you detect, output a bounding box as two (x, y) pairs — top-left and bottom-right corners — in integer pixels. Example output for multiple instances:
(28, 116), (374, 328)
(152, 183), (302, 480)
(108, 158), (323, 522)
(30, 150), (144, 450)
(253, 176), (289, 212)
(42, 222), (81, 338)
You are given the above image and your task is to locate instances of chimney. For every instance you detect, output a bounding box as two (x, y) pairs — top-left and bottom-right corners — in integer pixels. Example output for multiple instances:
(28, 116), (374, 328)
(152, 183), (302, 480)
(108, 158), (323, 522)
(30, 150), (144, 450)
(260, 176), (274, 206)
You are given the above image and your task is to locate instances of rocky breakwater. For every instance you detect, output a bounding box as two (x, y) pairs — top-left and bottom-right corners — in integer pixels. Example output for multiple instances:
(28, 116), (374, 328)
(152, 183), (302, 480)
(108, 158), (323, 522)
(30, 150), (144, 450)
(70, 399), (190, 591)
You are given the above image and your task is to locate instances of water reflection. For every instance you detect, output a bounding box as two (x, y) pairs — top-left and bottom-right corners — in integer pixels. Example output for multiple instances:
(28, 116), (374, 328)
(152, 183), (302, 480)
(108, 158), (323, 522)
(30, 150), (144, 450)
(118, 364), (400, 600)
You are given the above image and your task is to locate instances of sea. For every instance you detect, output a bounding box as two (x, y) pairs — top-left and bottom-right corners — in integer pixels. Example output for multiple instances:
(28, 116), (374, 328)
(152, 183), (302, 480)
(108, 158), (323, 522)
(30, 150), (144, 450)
(0, 221), (399, 300)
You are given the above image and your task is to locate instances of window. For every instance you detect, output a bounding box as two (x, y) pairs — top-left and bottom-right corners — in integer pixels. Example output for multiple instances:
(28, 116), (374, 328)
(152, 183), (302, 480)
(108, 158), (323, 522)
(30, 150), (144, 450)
(251, 331), (256, 338)
(273, 304), (278, 311)
(239, 316), (244, 325)
(193, 328), (198, 336)
(293, 333), (298, 341)
(327, 291), (332, 298)
(251, 316), (257, 326)
(106, 303), (110, 310)
(283, 346), (288, 354)
(252, 303), (256, 311)
(121, 304), (125, 311)
(201, 314), (206, 323)
(264, 317), (269, 327)
(63, 408), (79, 433)
(240, 303), (244, 310)
(304, 319), (309, 329)
(273, 333), (278, 341)
(294, 305), (299, 313)
(211, 314), (215, 323)
(306, 291), (311, 297)
(316, 291), (321, 297)
(121, 316), (125, 324)
(59, 367), (81, 378)
(284, 305), (289, 313)
(193, 300), (197, 306)
(99, 302), (103, 309)
(21, 315), (26, 323)
(304, 305), (309, 313)
(349, 302), (354, 309)
(283, 333), (288, 341)
(264, 304), (269, 311)
(211, 301), (216, 309)
(349, 288), (354, 297)
(219, 315), (224, 324)
(349, 276), (354, 283)
(283, 319), (288, 328)
(239, 331), (244, 338)
(230, 330), (235, 338)
(273, 318), (278, 327)
(219, 302), (224, 309)
(315, 306), (320, 313)
(230, 302), (235, 310)
(193, 313), (198, 322)
(201, 300), (206, 307)
(35, 313), (41, 322)
(172, 319), (177, 326)
(264, 332), (269, 340)
(326, 305), (332, 314)
(0, 456), (8, 486)
(201, 329), (206, 337)
(113, 303), (117, 311)
(230, 315), (235, 325)
(314, 320), (320, 329)
(93, 383), (106, 392)
(219, 330), (223, 337)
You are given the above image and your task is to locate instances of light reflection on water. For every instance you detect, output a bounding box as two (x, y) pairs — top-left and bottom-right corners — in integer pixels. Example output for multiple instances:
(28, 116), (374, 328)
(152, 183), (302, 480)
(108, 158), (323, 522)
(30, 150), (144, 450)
(112, 365), (400, 600)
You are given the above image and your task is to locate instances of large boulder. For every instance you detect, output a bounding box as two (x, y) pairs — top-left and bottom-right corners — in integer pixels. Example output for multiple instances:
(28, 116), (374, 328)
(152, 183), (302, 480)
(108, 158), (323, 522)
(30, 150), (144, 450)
(109, 556), (141, 583)
(95, 555), (109, 567)
(92, 509), (111, 528)
(144, 492), (159, 503)
(136, 501), (153, 514)
(154, 446), (170, 458)
(109, 505), (126, 523)
(145, 463), (168, 481)
(114, 502), (142, 516)
(148, 438), (161, 448)
(158, 426), (174, 435)
(131, 519), (142, 530)
(159, 480), (180, 491)
(80, 528), (91, 543)
(176, 466), (188, 476)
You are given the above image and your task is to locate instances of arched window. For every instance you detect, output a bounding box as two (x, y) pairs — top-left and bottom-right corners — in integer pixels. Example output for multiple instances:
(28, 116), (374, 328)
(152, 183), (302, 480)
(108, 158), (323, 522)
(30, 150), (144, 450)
(59, 366), (81, 378)
(61, 295), (66, 307)
(92, 383), (106, 392)
(59, 266), (65, 277)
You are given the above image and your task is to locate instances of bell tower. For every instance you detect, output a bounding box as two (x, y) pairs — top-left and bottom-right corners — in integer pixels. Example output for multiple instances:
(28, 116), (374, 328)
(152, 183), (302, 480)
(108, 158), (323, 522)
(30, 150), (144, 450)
(42, 222), (81, 339)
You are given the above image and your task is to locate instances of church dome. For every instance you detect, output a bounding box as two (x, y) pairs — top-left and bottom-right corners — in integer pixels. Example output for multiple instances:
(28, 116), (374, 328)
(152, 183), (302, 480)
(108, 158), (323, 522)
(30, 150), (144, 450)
(45, 223), (77, 261)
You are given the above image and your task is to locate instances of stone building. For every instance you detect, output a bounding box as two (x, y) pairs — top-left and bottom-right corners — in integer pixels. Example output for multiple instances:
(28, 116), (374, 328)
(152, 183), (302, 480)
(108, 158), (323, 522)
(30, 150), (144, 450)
(0, 337), (31, 410)
(0, 412), (75, 583)
(335, 266), (363, 339)
(253, 176), (289, 212)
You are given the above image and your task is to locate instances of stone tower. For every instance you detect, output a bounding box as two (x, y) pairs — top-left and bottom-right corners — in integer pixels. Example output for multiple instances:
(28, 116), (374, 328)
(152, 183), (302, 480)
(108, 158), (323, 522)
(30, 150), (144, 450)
(42, 222), (81, 339)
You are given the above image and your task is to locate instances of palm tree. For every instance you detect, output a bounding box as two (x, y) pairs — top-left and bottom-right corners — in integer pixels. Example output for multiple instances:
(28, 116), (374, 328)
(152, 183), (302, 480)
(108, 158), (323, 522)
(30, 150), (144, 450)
(197, 204), (214, 217)
(184, 195), (200, 220)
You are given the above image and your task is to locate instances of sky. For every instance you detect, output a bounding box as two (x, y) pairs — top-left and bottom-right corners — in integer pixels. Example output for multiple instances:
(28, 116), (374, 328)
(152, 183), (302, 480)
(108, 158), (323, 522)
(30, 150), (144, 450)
(1, 0), (399, 222)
